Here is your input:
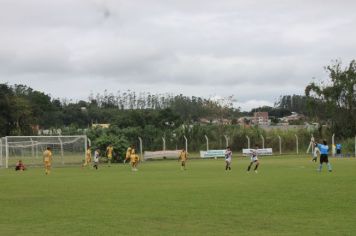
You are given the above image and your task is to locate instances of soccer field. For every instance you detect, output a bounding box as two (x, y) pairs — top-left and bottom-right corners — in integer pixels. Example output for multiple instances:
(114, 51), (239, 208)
(0, 156), (355, 236)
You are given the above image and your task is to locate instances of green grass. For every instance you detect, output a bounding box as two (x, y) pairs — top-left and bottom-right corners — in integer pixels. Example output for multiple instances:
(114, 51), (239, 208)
(0, 156), (355, 236)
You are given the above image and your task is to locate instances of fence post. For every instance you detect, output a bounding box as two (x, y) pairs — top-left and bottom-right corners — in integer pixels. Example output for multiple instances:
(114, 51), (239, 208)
(162, 137), (166, 151)
(138, 137), (143, 162)
(332, 134), (335, 157)
(307, 135), (314, 154)
(58, 137), (64, 165)
(260, 135), (265, 149)
(224, 135), (229, 147)
(5, 136), (8, 168)
(183, 136), (188, 153)
(278, 135), (282, 155)
(30, 138), (34, 158)
(246, 136), (250, 149)
(84, 135), (88, 164)
(204, 135), (209, 151)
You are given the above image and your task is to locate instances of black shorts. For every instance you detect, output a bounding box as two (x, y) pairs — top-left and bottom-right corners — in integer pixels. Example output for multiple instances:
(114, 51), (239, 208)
(320, 154), (328, 163)
(336, 149), (341, 154)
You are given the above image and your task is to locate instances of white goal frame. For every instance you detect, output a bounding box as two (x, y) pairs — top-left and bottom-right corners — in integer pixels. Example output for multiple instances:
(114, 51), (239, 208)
(0, 135), (88, 168)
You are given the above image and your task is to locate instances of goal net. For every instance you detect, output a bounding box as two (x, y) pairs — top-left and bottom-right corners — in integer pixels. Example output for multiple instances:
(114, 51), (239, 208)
(0, 136), (88, 168)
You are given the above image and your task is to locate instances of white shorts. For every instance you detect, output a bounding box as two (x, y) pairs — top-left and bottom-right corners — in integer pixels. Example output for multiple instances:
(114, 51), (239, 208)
(225, 158), (231, 163)
(251, 157), (258, 162)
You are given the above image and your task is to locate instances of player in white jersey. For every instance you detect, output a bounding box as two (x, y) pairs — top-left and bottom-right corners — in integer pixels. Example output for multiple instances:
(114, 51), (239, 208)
(247, 145), (260, 173)
(225, 146), (232, 171)
(312, 143), (319, 162)
(93, 148), (100, 170)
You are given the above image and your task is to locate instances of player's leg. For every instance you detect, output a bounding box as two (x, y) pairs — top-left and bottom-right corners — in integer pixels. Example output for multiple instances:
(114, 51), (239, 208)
(326, 157), (332, 172)
(225, 160), (231, 170)
(108, 157), (111, 167)
(44, 162), (48, 174)
(181, 161), (186, 170)
(247, 162), (253, 171)
(254, 161), (259, 173)
(318, 155), (324, 172)
(45, 162), (51, 175)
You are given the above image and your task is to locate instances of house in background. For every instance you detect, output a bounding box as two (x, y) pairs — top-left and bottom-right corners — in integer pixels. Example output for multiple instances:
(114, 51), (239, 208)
(253, 112), (271, 126)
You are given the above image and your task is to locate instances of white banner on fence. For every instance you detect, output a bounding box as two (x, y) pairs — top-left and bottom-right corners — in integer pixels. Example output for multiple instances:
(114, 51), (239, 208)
(144, 150), (181, 160)
(242, 148), (273, 156)
(200, 150), (226, 158)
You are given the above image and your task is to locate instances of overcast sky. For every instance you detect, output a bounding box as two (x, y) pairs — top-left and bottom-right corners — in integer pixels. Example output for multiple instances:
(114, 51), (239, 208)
(0, 0), (355, 111)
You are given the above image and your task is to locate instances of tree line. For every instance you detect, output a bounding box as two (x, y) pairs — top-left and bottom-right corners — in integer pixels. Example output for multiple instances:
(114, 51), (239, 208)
(0, 60), (354, 156)
(0, 84), (239, 137)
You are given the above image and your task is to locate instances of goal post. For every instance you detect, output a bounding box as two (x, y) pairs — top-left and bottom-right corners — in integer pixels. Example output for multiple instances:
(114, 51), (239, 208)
(1, 135), (88, 168)
(0, 137), (3, 168)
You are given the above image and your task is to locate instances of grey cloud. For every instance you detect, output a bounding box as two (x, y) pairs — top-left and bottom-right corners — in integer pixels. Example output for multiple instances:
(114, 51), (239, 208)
(1, 0), (356, 111)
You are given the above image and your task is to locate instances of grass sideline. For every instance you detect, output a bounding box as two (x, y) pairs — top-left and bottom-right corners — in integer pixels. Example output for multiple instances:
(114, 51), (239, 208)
(0, 156), (355, 236)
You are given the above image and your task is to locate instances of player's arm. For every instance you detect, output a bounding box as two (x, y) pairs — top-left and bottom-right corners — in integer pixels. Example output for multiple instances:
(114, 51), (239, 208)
(124, 151), (130, 163)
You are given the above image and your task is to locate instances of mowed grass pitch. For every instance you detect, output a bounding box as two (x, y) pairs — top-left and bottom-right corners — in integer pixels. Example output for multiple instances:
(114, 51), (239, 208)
(0, 156), (355, 236)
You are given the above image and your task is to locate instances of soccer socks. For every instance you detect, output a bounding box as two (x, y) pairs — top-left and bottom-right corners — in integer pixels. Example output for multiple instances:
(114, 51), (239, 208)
(327, 163), (332, 171)
(318, 163), (332, 172)
(247, 163), (252, 171)
(254, 164), (259, 171)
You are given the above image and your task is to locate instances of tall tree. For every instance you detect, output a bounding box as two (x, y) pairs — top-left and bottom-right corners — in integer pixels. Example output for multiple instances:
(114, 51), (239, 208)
(305, 60), (356, 137)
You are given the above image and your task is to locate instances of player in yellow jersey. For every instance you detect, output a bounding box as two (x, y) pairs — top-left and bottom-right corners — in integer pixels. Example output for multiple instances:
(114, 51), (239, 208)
(124, 147), (132, 164)
(82, 147), (92, 168)
(106, 144), (114, 167)
(125, 145), (139, 171)
(178, 149), (188, 170)
(43, 147), (52, 175)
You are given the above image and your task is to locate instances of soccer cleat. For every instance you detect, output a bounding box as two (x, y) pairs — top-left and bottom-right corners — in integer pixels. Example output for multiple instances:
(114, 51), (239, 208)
(254, 170), (258, 173)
